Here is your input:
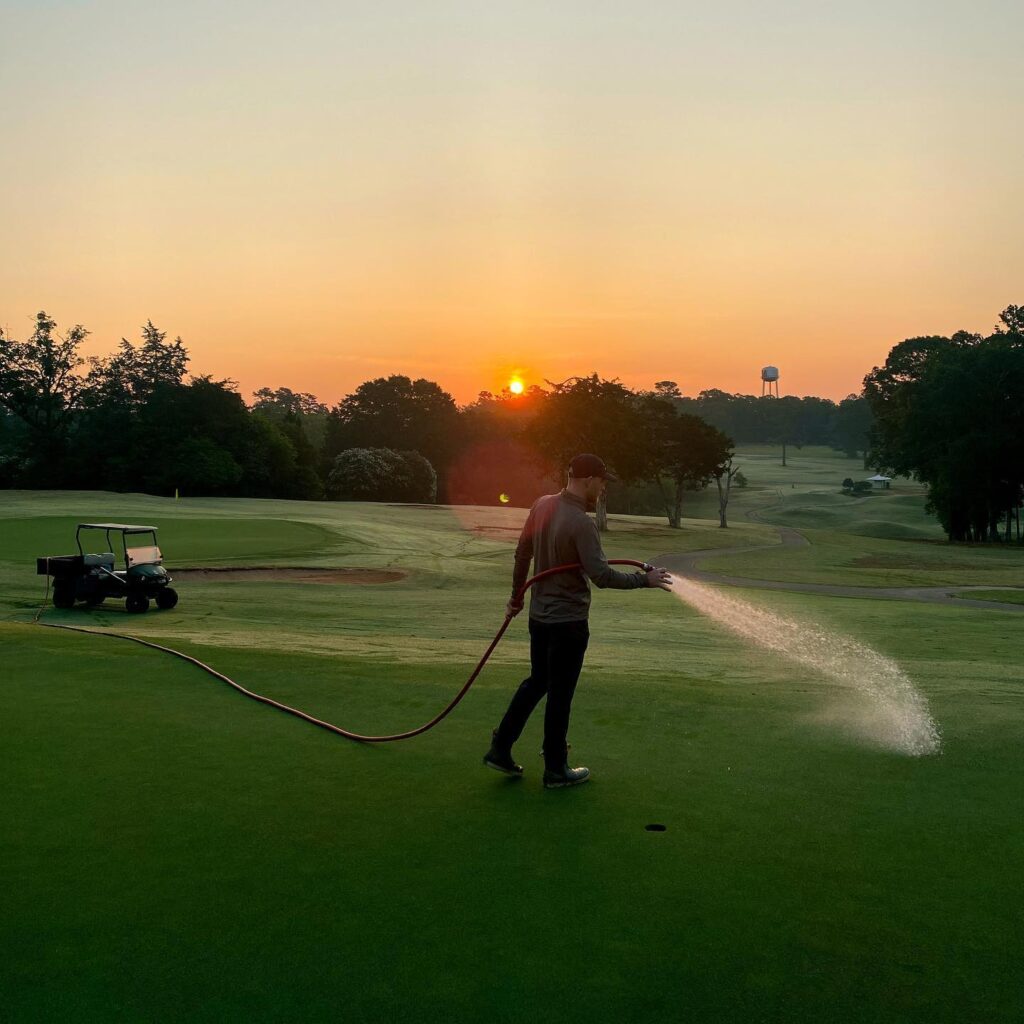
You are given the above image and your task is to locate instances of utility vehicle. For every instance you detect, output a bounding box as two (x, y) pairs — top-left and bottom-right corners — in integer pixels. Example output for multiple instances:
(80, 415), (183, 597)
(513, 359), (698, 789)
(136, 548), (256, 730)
(37, 523), (178, 613)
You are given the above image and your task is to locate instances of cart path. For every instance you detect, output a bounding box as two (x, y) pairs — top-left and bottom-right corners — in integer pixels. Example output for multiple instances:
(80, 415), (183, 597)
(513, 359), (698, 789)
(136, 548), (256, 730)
(653, 527), (1024, 612)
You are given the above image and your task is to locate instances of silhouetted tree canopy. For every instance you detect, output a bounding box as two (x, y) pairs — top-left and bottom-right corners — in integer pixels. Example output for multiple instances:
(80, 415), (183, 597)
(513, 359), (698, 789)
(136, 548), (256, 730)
(0, 312), (87, 482)
(831, 395), (873, 460)
(252, 386), (329, 452)
(864, 307), (1024, 542)
(5, 304), (1020, 541)
(527, 374), (651, 530)
(0, 314), (324, 498)
(638, 393), (734, 527)
(323, 375), (460, 497)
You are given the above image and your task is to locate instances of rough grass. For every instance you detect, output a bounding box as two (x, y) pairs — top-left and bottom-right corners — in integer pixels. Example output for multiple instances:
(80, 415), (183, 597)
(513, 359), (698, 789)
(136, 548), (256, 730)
(3, 491), (1024, 1022)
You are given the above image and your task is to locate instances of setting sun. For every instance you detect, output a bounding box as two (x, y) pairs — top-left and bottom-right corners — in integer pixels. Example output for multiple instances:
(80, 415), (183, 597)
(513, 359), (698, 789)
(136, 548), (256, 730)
(509, 379), (524, 395)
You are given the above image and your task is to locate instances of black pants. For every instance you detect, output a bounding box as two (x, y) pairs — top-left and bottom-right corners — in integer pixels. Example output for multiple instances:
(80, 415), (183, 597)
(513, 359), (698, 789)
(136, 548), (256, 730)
(494, 618), (590, 771)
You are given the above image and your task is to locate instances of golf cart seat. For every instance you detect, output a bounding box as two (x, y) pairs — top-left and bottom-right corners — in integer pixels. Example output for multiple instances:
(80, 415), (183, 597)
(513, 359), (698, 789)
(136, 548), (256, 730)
(83, 552), (116, 569)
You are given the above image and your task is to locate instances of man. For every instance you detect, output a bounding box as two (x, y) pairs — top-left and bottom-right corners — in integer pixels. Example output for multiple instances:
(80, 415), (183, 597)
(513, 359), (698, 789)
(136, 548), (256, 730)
(484, 453), (673, 788)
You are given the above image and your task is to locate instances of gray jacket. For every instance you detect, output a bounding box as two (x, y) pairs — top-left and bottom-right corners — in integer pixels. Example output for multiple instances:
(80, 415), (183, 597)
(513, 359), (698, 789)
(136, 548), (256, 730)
(512, 490), (648, 623)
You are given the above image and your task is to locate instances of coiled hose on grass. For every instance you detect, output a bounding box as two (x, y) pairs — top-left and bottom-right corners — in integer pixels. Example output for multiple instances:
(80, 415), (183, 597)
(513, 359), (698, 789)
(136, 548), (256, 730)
(35, 559), (652, 742)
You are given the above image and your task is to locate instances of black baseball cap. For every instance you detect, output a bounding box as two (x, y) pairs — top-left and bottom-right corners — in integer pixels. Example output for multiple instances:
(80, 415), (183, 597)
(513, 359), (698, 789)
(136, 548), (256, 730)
(568, 453), (618, 481)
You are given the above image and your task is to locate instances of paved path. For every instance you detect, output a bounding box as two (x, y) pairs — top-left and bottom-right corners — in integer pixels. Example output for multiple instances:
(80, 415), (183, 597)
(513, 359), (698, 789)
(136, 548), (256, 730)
(654, 526), (1024, 612)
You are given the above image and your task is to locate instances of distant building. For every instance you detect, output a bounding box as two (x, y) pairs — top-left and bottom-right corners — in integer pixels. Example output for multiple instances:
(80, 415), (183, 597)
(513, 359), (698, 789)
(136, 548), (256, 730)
(866, 474), (892, 490)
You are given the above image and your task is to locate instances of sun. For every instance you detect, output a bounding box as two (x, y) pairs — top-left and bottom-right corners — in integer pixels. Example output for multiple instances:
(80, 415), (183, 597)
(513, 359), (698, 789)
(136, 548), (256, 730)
(509, 378), (524, 395)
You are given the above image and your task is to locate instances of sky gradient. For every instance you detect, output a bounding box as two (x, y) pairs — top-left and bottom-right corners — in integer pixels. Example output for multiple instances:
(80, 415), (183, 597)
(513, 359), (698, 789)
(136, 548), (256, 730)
(2, 1), (1021, 405)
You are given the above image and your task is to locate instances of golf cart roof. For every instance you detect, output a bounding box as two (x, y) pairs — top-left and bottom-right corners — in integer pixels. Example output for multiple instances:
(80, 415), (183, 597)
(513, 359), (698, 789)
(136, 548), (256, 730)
(78, 523), (158, 533)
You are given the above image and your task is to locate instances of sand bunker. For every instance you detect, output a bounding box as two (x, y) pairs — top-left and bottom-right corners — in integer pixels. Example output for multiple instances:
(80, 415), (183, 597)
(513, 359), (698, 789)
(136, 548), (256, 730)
(170, 567), (406, 585)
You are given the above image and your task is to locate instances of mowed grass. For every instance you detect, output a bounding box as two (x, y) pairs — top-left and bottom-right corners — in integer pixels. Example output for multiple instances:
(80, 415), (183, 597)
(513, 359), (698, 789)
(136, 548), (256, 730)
(2, 491), (1023, 1022)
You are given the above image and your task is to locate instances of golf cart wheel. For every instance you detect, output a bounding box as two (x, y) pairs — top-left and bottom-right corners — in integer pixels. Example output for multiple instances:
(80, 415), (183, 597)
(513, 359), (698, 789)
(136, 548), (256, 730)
(53, 586), (76, 610)
(126, 594), (150, 614)
(155, 588), (178, 610)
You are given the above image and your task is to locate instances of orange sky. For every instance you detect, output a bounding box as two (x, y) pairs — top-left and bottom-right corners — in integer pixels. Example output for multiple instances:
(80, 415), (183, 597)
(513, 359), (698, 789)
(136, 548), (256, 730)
(2, 3), (1021, 407)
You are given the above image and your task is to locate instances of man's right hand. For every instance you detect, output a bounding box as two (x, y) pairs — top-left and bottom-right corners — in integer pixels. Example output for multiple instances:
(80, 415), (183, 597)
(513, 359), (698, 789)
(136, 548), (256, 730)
(505, 598), (524, 618)
(645, 567), (674, 591)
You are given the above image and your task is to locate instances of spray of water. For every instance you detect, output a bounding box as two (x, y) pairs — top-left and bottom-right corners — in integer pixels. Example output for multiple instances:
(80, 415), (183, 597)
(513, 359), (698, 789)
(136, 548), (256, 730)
(669, 576), (941, 757)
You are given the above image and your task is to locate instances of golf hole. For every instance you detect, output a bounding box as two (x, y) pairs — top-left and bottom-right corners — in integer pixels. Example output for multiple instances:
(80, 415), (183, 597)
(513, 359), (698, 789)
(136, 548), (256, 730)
(644, 824), (667, 832)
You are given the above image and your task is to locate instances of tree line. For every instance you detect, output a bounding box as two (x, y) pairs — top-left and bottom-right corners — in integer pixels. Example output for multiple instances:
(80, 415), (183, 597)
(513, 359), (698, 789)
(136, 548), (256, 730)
(4, 304), (1021, 540)
(0, 310), (873, 528)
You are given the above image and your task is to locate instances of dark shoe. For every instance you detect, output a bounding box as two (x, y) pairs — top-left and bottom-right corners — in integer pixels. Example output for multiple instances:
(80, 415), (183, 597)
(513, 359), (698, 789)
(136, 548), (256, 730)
(543, 764), (590, 789)
(483, 732), (523, 777)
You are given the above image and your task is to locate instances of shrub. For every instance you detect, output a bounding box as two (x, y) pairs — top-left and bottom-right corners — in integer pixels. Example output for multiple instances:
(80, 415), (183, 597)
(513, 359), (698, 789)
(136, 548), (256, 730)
(327, 448), (436, 502)
(394, 450), (437, 503)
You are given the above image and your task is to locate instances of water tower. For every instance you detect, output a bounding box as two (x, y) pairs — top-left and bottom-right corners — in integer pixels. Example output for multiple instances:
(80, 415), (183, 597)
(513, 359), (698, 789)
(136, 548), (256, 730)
(761, 365), (780, 398)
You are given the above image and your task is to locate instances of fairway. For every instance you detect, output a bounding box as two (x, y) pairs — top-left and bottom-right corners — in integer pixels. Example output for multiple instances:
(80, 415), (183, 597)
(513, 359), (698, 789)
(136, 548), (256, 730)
(3, 483), (1023, 1023)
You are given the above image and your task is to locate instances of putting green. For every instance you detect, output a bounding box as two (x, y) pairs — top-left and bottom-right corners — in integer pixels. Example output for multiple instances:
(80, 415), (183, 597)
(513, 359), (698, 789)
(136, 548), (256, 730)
(2, 491), (1023, 1022)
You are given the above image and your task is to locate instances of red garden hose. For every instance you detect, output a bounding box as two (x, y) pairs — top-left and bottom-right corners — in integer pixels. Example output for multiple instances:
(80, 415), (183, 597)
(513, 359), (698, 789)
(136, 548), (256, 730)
(36, 559), (652, 743)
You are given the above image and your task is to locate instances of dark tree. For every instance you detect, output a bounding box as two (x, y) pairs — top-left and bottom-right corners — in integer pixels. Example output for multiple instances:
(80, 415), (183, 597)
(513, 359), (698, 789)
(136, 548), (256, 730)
(0, 409), (24, 486)
(84, 320), (189, 405)
(0, 312), (87, 482)
(252, 386), (329, 453)
(864, 309), (1024, 541)
(830, 394), (874, 461)
(646, 406), (734, 528)
(324, 376), (460, 496)
(252, 386), (326, 418)
(762, 395), (804, 466)
(714, 458), (742, 528)
(994, 305), (1024, 336)
(527, 374), (649, 531)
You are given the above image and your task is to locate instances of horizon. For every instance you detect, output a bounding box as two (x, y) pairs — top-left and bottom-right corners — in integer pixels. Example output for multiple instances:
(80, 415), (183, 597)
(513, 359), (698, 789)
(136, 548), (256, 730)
(3, 2), (1021, 407)
(7, 307), (1015, 410)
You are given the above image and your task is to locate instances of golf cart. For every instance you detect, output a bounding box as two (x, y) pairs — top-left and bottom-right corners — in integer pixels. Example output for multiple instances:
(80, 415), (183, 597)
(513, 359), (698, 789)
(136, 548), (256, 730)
(37, 523), (178, 613)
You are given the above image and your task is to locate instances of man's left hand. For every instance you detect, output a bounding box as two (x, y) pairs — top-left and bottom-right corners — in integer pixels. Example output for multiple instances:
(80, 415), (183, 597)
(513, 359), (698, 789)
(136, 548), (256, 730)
(645, 567), (674, 591)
